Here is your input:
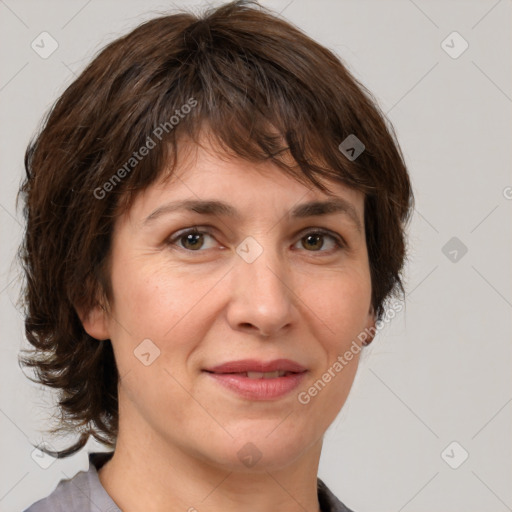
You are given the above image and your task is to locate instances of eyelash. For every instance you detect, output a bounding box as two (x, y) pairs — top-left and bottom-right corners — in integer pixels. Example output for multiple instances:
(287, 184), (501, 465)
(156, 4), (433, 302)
(166, 226), (346, 254)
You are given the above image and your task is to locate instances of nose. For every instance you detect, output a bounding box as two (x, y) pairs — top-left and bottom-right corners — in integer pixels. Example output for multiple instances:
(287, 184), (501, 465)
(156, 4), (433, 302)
(226, 245), (298, 339)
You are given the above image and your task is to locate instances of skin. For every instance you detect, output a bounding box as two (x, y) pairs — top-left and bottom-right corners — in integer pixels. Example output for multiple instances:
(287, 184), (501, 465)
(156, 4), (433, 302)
(81, 135), (376, 512)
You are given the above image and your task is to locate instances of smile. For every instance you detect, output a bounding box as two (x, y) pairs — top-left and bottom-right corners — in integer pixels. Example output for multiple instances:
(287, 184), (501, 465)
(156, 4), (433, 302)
(203, 359), (308, 400)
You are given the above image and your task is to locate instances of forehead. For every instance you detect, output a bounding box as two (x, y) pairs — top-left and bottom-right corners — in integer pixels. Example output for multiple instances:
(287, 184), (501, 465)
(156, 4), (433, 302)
(121, 136), (365, 229)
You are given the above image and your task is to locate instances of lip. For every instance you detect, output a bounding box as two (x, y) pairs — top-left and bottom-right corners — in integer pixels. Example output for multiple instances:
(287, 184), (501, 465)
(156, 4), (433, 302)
(205, 359), (307, 373)
(203, 359), (308, 401)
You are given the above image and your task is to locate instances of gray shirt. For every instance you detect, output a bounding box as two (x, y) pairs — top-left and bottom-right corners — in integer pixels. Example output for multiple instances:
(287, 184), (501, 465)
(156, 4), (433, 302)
(24, 452), (355, 512)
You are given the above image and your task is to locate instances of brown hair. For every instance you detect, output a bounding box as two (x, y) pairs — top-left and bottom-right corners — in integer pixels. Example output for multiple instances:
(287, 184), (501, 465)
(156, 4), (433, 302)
(17, 0), (414, 457)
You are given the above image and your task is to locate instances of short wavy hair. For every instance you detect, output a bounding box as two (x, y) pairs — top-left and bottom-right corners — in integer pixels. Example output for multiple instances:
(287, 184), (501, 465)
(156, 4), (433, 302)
(17, 0), (414, 457)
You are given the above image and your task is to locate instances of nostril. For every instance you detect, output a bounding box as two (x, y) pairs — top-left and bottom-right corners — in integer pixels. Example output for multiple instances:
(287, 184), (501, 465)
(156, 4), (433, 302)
(240, 323), (270, 336)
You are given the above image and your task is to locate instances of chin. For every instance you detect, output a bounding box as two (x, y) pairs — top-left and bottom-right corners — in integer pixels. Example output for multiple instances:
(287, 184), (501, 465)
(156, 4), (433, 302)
(198, 427), (317, 474)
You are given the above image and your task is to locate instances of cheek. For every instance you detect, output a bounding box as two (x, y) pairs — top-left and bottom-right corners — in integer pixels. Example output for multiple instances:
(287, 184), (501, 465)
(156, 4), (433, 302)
(107, 257), (209, 425)
(301, 266), (372, 343)
(296, 272), (369, 425)
(108, 254), (216, 341)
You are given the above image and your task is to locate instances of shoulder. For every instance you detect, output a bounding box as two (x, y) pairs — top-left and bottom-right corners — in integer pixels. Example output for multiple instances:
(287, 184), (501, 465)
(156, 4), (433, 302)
(23, 469), (92, 512)
(23, 452), (118, 512)
(317, 477), (356, 512)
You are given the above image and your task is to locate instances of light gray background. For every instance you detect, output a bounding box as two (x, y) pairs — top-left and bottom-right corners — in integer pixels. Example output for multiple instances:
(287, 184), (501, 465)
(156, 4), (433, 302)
(1, 1), (511, 511)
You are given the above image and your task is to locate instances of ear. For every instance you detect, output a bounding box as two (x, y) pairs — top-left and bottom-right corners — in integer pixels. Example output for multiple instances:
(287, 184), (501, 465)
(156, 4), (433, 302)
(362, 304), (377, 346)
(76, 303), (110, 341)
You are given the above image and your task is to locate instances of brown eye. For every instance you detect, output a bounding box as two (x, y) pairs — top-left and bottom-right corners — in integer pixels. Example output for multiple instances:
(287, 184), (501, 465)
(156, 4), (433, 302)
(180, 232), (205, 250)
(168, 228), (217, 252)
(302, 233), (324, 251)
(296, 230), (344, 253)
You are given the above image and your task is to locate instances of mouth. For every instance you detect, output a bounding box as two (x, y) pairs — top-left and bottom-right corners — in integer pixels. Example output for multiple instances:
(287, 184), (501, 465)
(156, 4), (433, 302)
(203, 359), (307, 400)
(205, 370), (297, 379)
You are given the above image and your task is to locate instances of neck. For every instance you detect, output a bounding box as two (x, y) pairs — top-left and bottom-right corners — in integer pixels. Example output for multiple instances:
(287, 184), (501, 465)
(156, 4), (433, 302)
(98, 412), (323, 512)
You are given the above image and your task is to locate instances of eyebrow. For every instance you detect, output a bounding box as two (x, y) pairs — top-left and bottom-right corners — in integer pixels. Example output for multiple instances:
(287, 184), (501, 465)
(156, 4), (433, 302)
(143, 198), (362, 233)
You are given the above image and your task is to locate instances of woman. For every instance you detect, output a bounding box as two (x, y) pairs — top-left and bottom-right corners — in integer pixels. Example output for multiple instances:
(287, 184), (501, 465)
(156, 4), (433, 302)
(19, 1), (413, 510)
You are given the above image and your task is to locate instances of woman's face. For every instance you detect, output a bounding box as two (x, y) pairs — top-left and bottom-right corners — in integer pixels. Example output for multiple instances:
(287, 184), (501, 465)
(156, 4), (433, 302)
(85, 138), (375, 471)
